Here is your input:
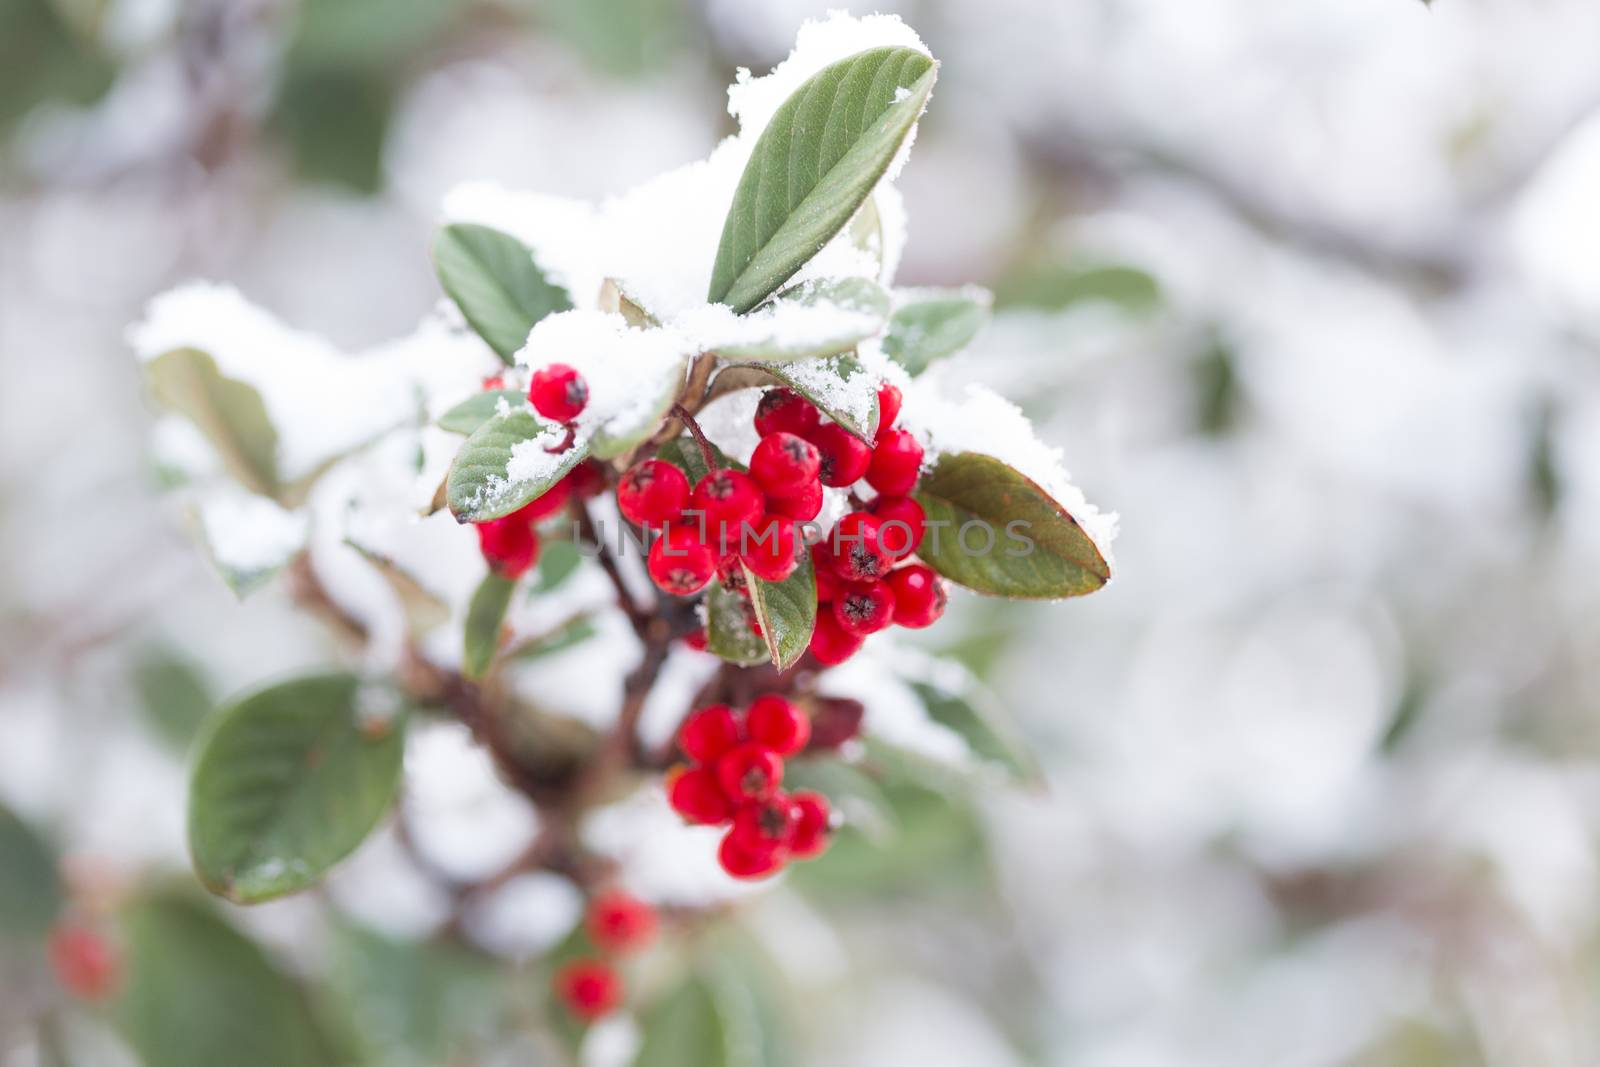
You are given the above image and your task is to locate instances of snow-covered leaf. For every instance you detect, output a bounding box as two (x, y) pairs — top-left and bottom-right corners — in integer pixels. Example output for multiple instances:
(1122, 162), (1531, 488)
(446, 409), (587, 523)
(686, 277), (889, 362)
(710, 353), (880, 442)
(436, 388), (523, 435)
(434, 223), (573, 364)
(743, 550), (816, 672)
(705, 583), (767, 666)
(882, 288), (991, 375)
(913, 452), (1110, 599)
(194, 490), (308, 598)
(708, 46), (937, 313)
(589, 354), (686, 460)
(463, 572), (515, 680)
(145, 347), (279, 497)
(188, 675), (406, 904)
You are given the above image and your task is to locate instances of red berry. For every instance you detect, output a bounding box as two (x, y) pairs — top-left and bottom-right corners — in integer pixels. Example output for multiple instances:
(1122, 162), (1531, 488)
(767, 479), (822, 521)
(869, 495), (925, 560)
(690, 470), (765, 549)
(750, 432), (821, 497)
(718, 830), (786, 880)
(729, 795), (799, 854)
(740, 515), (801, 583)
(679, 704), (741, 765)
(478, 516), (541, 578)
(788, 792), (831, 858)
(512, 477), (572, 524)
(865, 429), (924, 497)
(811, 543), (842, 603)
(888, 564), (947, 628)
(830, 511), (893, 582)
(833, 580), (896, 636)
(808, 612), (864, 666)
(618, 459), (689, 527)
(717, 553), (750, 596)
(49, 925), (118, 1002)
(528, 363), (588, 422)
(647, 525), (717, 596)
(683, 628), (709, 652)
(566, 458), (607, 499)
(586, 890), (656, 954)
(554, 959), (622, 1021)
(482, 374), (507, 391)
(746, 695), (810, 756)
(667, 766), (733, 824)
(754, 388), (820, 438)
(807, 423), (873, 487)
(807, 697), (864, 749)
(875, 382), (902, 437)
(715, 743), (783, 803)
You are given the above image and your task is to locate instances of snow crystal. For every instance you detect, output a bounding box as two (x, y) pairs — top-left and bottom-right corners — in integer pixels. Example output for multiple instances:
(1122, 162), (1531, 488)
(197, 488), (307, 572)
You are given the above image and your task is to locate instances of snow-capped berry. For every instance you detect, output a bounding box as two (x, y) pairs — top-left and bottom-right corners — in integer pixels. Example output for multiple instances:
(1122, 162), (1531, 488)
(553, 959), (622, 1020)
(766, 479), (822, 521)
(647, 525), (717, 596)
(715, 742), (783, 803)
(729, 795), (799, 855)
(477, 516), (541, 578)
(830, 511), (893, 582)
(834, 580), (896, 636)
(718, 830), (786, 880)
(869, 495), (925, 560)
(49, 925), (118, 1002)
(807, 697), (864, 750)
(875, 382), (902, 437)
(888, 564), (947, 628)
(807, 423), (873, 487)
(512, 477), (572, 524)
(667, 766), (733, 824)
(788, 792), (832, 858)
(865, 429), (924, 497)
(679, 704), (741, 765)
(754, 387), (820, 438)
(741, 515), (801, 583)
(528, 363), (588, 422)
(746, 694), (810, 756)
(690, 470), (765, 547)
(750, 432), (821, 497)
(618, 459), (689, 527)
(811, 543), (842, 603)
(808, 612), (864, 666)
(586, 890), (656, 954)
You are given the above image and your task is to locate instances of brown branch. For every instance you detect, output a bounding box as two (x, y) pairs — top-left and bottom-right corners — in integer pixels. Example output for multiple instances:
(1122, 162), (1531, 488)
(571, 498), (651, 638)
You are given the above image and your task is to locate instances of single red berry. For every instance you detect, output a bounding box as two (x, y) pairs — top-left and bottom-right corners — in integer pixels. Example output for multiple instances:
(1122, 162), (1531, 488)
(618, 459), (690, 527)
(729, 795), (800, 855)
(477, 516), (541, 578)
(49, 925), (118, 1002)
(788, 792), (832, 858)
(829, 511), (893, 582)
(875, 382), (902, 437)
(750, 432), (821, 497)
(746, 695), (810, 756)
(528, 363), (588, 422)
(807, 423), (873, 488)
(683, 628), (709, 652)
(512, 477), (572, 525)
(715, 742), (783, 803)
(865, 429), (924, 497)
(718, 830), (786, 880)
(679, 704), (741, 765)
(482, 374), (507, 391)
(586, 890), (656, 954)
(647, 525), (717, 596)
(833, 580), (896, 636)
(690, 470), (766, 549)
(754, 388), (820, 438)
(808, 612), (864, 666)
(811, 543), (842, 603)
(740, 515), (801, 583)
(667, 766), (733, 824)
(807, 697), (864, 750)
(766, 479), (822, 521)
(554, 959), (622, 1021)
(717, 552), (750, 596)
(869, 495), (925, 560)
(888, 564), (947, 628)
(566, 458), (607, 498)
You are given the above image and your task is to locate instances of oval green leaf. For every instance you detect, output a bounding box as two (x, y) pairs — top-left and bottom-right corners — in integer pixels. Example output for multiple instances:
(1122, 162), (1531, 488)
(447, 409), (588, 522)
(742, 546), (816, 672)
(708, 46), (937, 313)
(913, 452), (1110, 599)
(437, 388), (525, 435)
(464, 572), (516, 680)
(434, 223), (573, 364)
(188, 674), (406, 904)
(882, 287), (992, 375)
(145, 347), (280, 497)
(705, 582), (768, 667)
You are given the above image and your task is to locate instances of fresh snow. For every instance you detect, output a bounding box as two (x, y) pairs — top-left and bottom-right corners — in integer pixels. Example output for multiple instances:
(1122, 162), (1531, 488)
(196, 488), (308, 574)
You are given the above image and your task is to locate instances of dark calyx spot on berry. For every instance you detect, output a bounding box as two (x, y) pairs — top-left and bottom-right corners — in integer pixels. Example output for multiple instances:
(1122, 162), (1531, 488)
(704, 473), (736, 500)
(567, 379), (589, 407)
(783, 438), (811, 463)
(741, 766), (770, 795)
(840, 593), (875, 624)
(758, 803), (789, 839)
(848, 544), (884, 578)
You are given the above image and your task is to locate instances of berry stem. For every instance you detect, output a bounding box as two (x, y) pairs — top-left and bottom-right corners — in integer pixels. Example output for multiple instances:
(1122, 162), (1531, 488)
(672, 403), (720, 474)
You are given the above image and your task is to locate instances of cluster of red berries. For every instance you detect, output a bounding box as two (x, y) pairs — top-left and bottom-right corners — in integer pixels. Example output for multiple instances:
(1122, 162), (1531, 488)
(552, 889), (657, 1022)
(665, 695), (831, 879)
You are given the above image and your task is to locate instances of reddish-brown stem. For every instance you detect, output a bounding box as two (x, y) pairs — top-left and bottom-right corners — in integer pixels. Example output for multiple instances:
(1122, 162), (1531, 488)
(672, 403), (719, 473)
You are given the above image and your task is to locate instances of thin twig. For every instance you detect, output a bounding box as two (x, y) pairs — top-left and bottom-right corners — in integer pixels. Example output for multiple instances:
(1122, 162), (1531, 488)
(672, 403), (719, 472)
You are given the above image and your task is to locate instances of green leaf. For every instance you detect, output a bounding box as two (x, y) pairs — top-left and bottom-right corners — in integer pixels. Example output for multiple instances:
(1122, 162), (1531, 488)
(437, 389), (525, 435)
(657, 435), (737, 485)
(447, 409), (588, 522)
(116, 892), (343, 1067)
(0, 803), (61, 938)
(710, 352), (880, 441)
(463, 572), (516, 680)
(434, 223), (573, 364)
(711, 278), (890, 362)
(528, 539), (583, 593)
(708, 47), (938, 313)
(705, 582), (768, 667)
(742, 551), (815, 672)
(913, 452), (1110, 599)
(188, 674), (406, 904)
(995, 263), (1161, 314)
(904, 674), (1040, 785)
(882, 288), (991, 375)
(509, 616), (597, 662)
(633, 960), (788, 1067)
(145, 347), (279, 497)
(133, 648), (214, 753)
(270, 65), (392, 194)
